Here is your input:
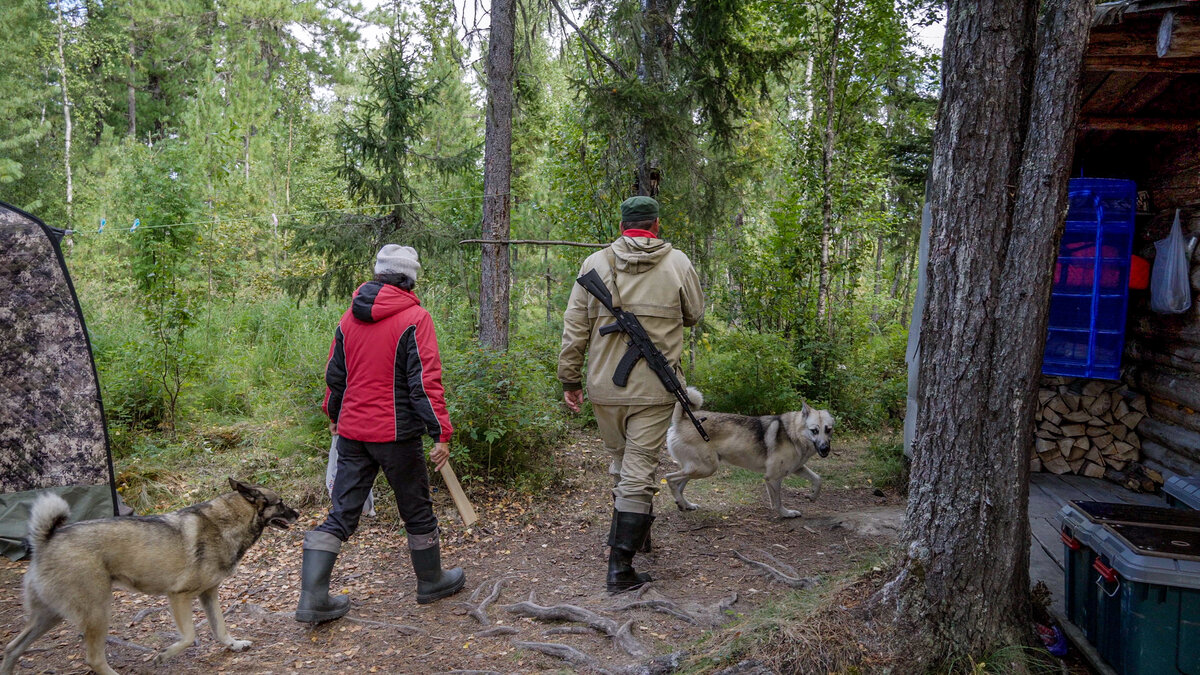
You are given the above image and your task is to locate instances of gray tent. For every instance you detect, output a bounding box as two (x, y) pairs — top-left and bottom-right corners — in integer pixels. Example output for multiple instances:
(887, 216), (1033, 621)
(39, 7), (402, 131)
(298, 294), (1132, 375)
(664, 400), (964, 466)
(0, 201), (118, 559)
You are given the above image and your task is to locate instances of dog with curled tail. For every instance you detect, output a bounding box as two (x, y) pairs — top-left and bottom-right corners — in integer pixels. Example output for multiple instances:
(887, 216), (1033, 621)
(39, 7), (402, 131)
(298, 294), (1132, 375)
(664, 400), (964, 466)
(665, 388), (835, 519)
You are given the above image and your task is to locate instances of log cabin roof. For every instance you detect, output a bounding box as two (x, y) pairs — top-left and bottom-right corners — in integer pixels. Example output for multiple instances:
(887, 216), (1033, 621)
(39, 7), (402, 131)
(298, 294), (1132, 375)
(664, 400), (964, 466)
(1082, 2), (1200, 133)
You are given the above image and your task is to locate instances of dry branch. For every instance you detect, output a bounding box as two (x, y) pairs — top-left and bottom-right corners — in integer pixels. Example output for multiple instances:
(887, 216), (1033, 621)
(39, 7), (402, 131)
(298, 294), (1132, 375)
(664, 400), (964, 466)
(734, 551), (818, 589)
(459, 238), (607, 248)
(504, 592), (647, 657)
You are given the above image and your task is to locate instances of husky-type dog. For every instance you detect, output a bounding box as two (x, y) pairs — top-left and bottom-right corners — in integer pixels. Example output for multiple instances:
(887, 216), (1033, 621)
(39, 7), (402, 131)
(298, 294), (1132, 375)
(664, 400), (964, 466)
(1, 478), (298, 675)
(665, 389), (835, 519)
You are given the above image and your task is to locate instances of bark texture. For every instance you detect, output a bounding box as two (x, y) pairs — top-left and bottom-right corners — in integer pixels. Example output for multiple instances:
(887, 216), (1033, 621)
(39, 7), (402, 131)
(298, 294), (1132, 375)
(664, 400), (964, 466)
(479, 0), (517, 351)
(878, 0), (1094, 663)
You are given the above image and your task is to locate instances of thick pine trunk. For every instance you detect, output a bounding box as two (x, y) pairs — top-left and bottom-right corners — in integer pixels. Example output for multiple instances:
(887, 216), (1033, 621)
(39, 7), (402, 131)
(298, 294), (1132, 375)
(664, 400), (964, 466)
(877, 0), (1093, 663)
(479, 0), (516, 350)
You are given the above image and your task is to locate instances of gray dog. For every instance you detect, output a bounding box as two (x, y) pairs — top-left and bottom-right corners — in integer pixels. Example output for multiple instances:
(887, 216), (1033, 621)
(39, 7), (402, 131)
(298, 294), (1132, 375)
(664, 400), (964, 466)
(665, 388), (835, 519)
(1, 478), (299, 675)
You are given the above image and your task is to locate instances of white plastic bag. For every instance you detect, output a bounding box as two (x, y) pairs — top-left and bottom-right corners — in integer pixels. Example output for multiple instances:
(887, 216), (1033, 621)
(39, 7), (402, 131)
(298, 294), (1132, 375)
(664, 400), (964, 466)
(1150, 209), (1192, 314)
(326, 435), (376, 517)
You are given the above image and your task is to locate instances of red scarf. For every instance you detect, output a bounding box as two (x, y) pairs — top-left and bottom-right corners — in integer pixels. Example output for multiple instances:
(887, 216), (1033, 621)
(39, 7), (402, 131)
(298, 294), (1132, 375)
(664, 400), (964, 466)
(622, 229), (657, 239)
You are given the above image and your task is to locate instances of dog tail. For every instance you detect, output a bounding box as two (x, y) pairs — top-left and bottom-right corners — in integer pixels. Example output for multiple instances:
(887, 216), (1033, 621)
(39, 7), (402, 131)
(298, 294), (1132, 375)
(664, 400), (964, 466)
(27, 493), (70, 555)
(673, 387), (704, 426)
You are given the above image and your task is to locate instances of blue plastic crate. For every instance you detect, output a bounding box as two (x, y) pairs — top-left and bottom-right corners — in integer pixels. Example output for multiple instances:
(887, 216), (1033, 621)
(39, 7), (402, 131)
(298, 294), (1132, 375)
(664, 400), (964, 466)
(1043, 178), (1137, 380)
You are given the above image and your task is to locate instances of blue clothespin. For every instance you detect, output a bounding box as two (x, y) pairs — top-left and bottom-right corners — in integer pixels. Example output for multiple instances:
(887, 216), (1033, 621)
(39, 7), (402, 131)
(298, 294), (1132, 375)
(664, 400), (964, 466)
(98, 218), (105, 233)
(130, 218), (140, 232)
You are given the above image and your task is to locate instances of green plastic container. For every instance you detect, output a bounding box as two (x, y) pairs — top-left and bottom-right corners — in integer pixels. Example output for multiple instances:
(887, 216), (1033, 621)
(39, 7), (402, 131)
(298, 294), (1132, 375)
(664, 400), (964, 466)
(1059, 501), (1200, 674)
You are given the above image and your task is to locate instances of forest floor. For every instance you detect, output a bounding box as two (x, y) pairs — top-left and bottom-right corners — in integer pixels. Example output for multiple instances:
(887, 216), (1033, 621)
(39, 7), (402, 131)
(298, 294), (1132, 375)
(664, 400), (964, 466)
(0, 435), (908, 674)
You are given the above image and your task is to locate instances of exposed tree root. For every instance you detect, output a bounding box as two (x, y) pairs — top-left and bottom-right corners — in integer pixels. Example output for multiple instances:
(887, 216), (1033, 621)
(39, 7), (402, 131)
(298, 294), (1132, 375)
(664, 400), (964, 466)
(472, 625), (518, 638)
(504, 592), (647, 657)
(734, 551), (818, 589)
(609, 597), (698, 625)
(544, 625), (599, 635)
(129, 606), (165, 626)
(610, 589), (739, 627)
(463, 577), (508, 626)
(105, 636), (154, 653)
(514, 641), (612, 674)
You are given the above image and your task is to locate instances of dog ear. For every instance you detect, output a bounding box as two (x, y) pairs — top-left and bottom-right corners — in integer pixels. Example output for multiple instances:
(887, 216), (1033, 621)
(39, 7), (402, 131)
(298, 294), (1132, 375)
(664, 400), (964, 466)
(228, 478), (263, 503)
(800, 402), (813, 420)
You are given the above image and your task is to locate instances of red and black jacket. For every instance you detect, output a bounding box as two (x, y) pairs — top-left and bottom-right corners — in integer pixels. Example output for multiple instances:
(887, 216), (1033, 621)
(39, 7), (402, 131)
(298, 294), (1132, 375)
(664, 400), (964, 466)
(323, 282), (453, 443)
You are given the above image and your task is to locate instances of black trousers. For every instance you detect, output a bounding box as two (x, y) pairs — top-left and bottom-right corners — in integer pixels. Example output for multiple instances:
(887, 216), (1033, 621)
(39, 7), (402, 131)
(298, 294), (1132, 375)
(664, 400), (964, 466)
(315, 436), (438, 541)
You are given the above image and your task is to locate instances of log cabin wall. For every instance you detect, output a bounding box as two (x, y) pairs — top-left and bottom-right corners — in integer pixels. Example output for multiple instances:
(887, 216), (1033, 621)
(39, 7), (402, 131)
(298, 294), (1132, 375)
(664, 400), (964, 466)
(1070, 2), (1200, 476)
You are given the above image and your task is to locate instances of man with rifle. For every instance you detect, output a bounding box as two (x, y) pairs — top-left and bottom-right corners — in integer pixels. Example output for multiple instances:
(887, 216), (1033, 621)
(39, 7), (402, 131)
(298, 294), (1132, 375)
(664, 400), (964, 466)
(558, 195), (705, 592)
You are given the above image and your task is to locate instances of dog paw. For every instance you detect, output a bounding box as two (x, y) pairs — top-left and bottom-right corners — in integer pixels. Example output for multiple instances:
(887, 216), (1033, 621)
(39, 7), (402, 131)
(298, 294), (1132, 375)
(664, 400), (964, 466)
(227, 639), (252, 652)
(779, 509), (803, 519)
(682, 502), (699, 511)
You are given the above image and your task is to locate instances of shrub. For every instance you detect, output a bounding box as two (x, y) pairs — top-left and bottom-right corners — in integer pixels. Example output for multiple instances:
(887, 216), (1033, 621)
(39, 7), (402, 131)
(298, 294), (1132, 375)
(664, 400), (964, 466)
(442, 342), (569, 489)
(865, 437), (908, 491)
(690, 331), (808, 415)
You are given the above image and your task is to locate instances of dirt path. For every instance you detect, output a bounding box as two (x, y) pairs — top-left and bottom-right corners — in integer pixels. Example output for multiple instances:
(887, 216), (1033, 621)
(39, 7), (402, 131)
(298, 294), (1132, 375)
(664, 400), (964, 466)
(0, 436), (901, 674)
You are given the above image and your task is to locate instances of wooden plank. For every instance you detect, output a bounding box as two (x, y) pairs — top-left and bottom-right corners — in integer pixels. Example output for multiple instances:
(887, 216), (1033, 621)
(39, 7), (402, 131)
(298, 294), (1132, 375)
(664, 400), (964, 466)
(439, 462), (479, 526)
(1030, 540), (1066, 616)
(1084, 55), (1200, 73)
(1030, 513), (1066, 568)
(1078, 116), (1200, 132)
(1113, 73), (1176, 114)
(1081, 72), (1148, 114)
(1031, 473), (1073, 509)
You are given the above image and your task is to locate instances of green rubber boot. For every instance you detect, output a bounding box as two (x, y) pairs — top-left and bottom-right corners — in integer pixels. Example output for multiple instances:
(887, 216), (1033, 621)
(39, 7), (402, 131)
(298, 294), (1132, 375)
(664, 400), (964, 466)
(295, 531), (351, 623)
(408, 529), (466, 604)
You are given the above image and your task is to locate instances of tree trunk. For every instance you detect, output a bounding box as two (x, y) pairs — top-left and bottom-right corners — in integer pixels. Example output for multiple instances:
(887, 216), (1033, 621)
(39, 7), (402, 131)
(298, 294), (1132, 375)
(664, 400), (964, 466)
(56, 0), (73, 226)
(874, 0), (1093, 664)
(479, 0), (516, 351)
(127, 31), (136, 138)
(814, 3), (843, 331)
(634, 0), (671, 195)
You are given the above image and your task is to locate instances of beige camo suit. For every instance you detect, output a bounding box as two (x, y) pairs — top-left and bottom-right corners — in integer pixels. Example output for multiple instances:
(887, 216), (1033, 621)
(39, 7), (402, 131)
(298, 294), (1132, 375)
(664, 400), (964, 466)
(558, 235), (705, 514)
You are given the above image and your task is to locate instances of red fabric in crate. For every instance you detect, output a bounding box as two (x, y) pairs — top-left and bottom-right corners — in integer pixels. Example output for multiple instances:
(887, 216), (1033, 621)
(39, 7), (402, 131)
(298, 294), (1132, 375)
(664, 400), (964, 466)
(1054, 242), (1125, 289)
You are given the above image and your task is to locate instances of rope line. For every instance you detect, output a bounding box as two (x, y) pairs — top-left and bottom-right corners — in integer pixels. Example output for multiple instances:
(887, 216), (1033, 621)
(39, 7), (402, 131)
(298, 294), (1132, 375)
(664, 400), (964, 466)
(46, 193), (508, 236)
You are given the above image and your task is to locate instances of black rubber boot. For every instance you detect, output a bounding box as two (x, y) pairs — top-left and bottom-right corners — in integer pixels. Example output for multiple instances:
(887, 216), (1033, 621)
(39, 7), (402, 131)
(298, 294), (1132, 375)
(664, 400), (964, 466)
(409, 530), (466, 604)
(639, 510), (655, 553)
(607, 511), (653, 593)
(295, 531), (351, 623)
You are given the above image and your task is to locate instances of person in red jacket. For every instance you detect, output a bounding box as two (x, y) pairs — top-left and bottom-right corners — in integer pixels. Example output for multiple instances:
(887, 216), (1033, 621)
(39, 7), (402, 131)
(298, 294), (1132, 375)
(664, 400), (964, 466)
(296, 244), (465, 623)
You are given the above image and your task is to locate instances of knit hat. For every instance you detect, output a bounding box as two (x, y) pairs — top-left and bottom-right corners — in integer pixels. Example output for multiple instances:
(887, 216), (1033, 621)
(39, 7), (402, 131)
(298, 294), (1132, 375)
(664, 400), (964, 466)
(620, 196), (659, 221)
(374, 244), (421, 280)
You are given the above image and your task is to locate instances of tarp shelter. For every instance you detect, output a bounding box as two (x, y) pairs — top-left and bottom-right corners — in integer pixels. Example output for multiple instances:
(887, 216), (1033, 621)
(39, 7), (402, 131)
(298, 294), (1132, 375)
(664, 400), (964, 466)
(0, 201), (118, 560)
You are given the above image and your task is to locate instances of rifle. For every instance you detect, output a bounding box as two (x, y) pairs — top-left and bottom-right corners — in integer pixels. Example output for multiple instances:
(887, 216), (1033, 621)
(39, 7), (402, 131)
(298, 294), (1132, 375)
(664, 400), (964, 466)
(576, 269), (709, 441)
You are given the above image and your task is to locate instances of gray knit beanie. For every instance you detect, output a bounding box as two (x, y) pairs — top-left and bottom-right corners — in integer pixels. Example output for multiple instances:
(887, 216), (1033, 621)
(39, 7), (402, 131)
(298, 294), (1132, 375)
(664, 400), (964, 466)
(374, 244), (421, 280)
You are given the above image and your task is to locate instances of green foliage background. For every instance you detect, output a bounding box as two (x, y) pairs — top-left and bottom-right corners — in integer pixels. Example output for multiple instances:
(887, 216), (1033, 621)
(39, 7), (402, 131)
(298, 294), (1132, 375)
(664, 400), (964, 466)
(4, 0), (938, 509)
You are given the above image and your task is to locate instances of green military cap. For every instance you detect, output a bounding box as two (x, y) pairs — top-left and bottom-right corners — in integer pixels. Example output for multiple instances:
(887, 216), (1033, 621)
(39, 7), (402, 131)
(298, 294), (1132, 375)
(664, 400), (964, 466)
(620, 196), (659, 221)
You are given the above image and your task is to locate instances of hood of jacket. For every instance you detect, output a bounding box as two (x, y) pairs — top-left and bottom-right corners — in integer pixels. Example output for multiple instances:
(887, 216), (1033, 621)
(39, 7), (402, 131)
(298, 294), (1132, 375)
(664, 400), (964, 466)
(350, 281), (420, 323)
(610, 235), (673, 275)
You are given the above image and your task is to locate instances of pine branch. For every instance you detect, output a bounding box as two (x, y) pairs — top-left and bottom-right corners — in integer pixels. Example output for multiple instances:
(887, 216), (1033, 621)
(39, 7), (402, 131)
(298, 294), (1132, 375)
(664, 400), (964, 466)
(459, 238), (607, 248)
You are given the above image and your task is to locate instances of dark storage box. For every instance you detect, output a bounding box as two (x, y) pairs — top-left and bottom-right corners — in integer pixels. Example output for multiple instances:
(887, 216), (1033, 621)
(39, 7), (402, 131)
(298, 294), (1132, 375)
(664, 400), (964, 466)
(1059, 501), (1200, 674)
(1165, 476), (1200, 511)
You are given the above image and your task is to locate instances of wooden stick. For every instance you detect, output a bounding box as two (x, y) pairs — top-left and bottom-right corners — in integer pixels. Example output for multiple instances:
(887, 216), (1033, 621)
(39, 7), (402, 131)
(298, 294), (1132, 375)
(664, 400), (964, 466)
(459, 238), (607, 248)
(440, 461), (479, 526)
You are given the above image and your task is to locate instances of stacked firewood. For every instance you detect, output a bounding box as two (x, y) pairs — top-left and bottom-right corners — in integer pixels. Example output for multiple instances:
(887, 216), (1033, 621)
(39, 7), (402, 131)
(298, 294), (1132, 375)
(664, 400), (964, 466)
(1032, 377), (1147, 477)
